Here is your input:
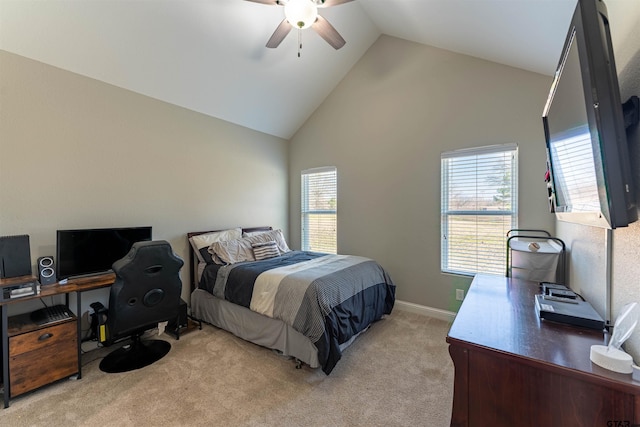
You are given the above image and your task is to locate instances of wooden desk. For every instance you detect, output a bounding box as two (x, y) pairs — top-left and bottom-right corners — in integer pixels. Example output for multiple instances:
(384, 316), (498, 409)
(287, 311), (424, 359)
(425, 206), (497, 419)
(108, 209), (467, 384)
(446, 274), (640, 427)
(0, 273), (115, 408)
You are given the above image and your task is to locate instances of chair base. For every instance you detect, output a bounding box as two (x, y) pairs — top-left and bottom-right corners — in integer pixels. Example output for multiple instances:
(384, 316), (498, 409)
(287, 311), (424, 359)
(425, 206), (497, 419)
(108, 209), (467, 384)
(99, 338), (171, 373)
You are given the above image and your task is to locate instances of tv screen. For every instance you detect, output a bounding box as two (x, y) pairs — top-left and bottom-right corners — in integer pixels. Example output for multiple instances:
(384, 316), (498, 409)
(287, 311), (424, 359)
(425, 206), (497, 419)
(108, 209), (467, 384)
(542, 0), (636, 229)
(56, 226), (152, 280)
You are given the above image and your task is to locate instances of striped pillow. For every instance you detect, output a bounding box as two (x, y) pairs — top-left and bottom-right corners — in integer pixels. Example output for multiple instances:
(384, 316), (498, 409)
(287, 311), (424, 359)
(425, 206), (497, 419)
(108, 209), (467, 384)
(252, 241), (280, 261)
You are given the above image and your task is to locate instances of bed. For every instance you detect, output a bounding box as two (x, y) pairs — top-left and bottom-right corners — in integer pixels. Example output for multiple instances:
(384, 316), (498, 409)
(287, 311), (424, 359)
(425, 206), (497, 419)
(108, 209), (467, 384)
(188, 227), (395, 374)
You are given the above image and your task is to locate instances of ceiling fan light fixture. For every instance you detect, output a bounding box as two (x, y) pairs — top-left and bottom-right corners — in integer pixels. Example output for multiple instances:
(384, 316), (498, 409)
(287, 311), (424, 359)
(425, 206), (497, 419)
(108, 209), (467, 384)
(284, 0), (318, 29)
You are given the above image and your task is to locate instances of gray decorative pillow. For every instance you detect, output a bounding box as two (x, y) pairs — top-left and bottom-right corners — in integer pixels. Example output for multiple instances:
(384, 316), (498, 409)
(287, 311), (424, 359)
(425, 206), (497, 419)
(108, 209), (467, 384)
(252, 241), (280, 260)
(189, 228), (242, 263)
(209, 238), (255, 264)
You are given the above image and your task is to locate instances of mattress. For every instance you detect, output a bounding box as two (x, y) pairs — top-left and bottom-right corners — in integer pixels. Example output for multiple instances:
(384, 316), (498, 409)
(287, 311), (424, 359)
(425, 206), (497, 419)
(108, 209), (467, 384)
(192, 251), (395, 373)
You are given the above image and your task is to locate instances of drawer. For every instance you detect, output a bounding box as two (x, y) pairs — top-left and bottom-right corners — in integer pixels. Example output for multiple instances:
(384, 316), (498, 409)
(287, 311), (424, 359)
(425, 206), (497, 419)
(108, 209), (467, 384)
(9, 320), (76, 357)
(9, 321), (78, 397)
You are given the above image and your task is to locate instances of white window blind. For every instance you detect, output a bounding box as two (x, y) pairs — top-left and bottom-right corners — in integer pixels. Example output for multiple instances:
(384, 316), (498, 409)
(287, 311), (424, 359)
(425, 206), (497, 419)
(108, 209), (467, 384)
(441, 144), (518, 276)
(301, 167), (337, 253)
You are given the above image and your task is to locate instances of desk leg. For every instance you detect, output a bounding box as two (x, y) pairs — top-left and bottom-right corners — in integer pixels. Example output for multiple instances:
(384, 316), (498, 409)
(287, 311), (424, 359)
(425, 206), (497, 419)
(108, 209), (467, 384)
(2, 305), (10, 408)
(76, 292), (82, 380)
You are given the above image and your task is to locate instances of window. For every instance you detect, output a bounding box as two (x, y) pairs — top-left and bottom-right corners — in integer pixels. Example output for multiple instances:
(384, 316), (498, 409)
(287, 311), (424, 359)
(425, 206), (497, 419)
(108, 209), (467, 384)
(441, 144), (518, 275)
(301, 167), (337, 253)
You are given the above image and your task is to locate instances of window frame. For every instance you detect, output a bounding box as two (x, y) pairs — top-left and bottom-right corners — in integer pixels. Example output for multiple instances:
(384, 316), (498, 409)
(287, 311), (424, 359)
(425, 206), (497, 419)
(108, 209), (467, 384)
(301, 166), (337, 254)
(440, 144), (518, 276)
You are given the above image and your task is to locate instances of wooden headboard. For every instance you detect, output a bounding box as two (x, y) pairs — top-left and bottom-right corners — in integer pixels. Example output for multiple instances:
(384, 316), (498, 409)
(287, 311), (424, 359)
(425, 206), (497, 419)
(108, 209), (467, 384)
(187, 226), (273, 292)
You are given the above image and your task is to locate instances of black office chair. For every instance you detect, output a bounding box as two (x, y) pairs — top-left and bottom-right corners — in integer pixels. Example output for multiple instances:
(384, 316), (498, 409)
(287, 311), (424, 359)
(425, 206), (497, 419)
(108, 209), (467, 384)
(99, 240), (184, 373)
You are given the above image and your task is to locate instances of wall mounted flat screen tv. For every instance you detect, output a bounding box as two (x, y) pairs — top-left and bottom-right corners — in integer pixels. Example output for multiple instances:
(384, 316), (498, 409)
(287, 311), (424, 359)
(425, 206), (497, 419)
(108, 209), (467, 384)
(56, 226), (152, 280)
(542, 0), (636, 229)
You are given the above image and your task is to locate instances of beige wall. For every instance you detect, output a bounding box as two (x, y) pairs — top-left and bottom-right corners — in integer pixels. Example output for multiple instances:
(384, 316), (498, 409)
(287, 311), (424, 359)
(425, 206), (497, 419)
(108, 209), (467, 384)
(555, 3), (640, 360)
(289, 35), (555, 312)
(0, 50), (289, 311)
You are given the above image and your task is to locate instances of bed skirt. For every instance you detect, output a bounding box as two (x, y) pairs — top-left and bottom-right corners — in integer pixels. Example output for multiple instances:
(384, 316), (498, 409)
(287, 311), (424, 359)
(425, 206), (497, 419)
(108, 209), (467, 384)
(191, 288), (321, 368)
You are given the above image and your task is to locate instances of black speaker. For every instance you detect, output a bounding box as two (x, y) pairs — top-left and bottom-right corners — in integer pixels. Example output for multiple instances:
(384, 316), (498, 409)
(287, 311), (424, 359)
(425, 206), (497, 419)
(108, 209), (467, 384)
(38, 256), (57, 285)
(0, 235), (32, 278)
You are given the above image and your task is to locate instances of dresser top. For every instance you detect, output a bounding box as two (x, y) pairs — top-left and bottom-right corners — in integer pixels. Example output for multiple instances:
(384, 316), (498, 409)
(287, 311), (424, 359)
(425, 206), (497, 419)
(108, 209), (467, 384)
(447, 273), (639, 390)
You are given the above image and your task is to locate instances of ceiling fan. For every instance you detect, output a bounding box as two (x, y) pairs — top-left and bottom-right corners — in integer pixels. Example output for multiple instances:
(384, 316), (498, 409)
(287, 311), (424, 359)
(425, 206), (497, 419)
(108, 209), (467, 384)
(245, 0), (355, 52)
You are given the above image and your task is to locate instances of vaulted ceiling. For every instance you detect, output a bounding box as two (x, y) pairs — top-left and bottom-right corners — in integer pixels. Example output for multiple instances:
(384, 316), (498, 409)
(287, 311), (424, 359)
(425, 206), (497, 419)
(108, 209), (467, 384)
(1, 0), (583, 139)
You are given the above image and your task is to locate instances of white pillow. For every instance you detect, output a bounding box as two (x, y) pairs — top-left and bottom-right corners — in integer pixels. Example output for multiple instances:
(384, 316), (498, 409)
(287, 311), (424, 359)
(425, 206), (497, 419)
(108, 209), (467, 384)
(209, 229), (291, 264)
(263, 229), (291, 254)
(243, 230), (268, 238)
(189, 228), (242, 263)
(242, 229), (290, 253)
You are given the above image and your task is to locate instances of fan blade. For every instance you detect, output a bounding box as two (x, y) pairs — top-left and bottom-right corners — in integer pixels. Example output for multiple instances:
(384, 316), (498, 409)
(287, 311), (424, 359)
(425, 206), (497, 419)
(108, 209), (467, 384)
(245, 0), (281, 5)
(312, 15), (346, 49)
(317, 0), (355, 7)
(266, 19), (292, 48)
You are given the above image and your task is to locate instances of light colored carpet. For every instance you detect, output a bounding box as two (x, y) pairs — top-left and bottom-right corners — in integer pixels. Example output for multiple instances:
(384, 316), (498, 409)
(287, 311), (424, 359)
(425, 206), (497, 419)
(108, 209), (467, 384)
(1, 310), (454, 426)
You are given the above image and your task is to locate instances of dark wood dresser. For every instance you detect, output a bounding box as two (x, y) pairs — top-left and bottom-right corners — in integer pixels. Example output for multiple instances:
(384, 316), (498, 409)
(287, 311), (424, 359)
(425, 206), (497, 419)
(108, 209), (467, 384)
(446, 274), (640, 427)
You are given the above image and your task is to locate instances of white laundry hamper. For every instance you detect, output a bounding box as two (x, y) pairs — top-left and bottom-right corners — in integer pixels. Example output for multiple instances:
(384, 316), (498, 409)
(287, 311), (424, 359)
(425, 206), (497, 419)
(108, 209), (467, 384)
(506, 229), (566, 284)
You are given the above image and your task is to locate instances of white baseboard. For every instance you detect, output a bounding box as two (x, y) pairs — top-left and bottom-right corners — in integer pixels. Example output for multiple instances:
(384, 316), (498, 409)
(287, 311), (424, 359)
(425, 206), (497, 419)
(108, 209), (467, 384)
(394, 300), (456, 322)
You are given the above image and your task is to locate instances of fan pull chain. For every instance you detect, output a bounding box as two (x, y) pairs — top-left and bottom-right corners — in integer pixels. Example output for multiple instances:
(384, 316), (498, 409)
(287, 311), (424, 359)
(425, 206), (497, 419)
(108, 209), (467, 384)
(298, 29), (302, 58)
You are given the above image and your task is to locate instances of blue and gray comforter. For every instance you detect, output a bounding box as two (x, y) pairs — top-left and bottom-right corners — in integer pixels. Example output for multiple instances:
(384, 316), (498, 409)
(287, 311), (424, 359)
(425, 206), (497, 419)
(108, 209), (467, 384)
(200, 251), (395, 374)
